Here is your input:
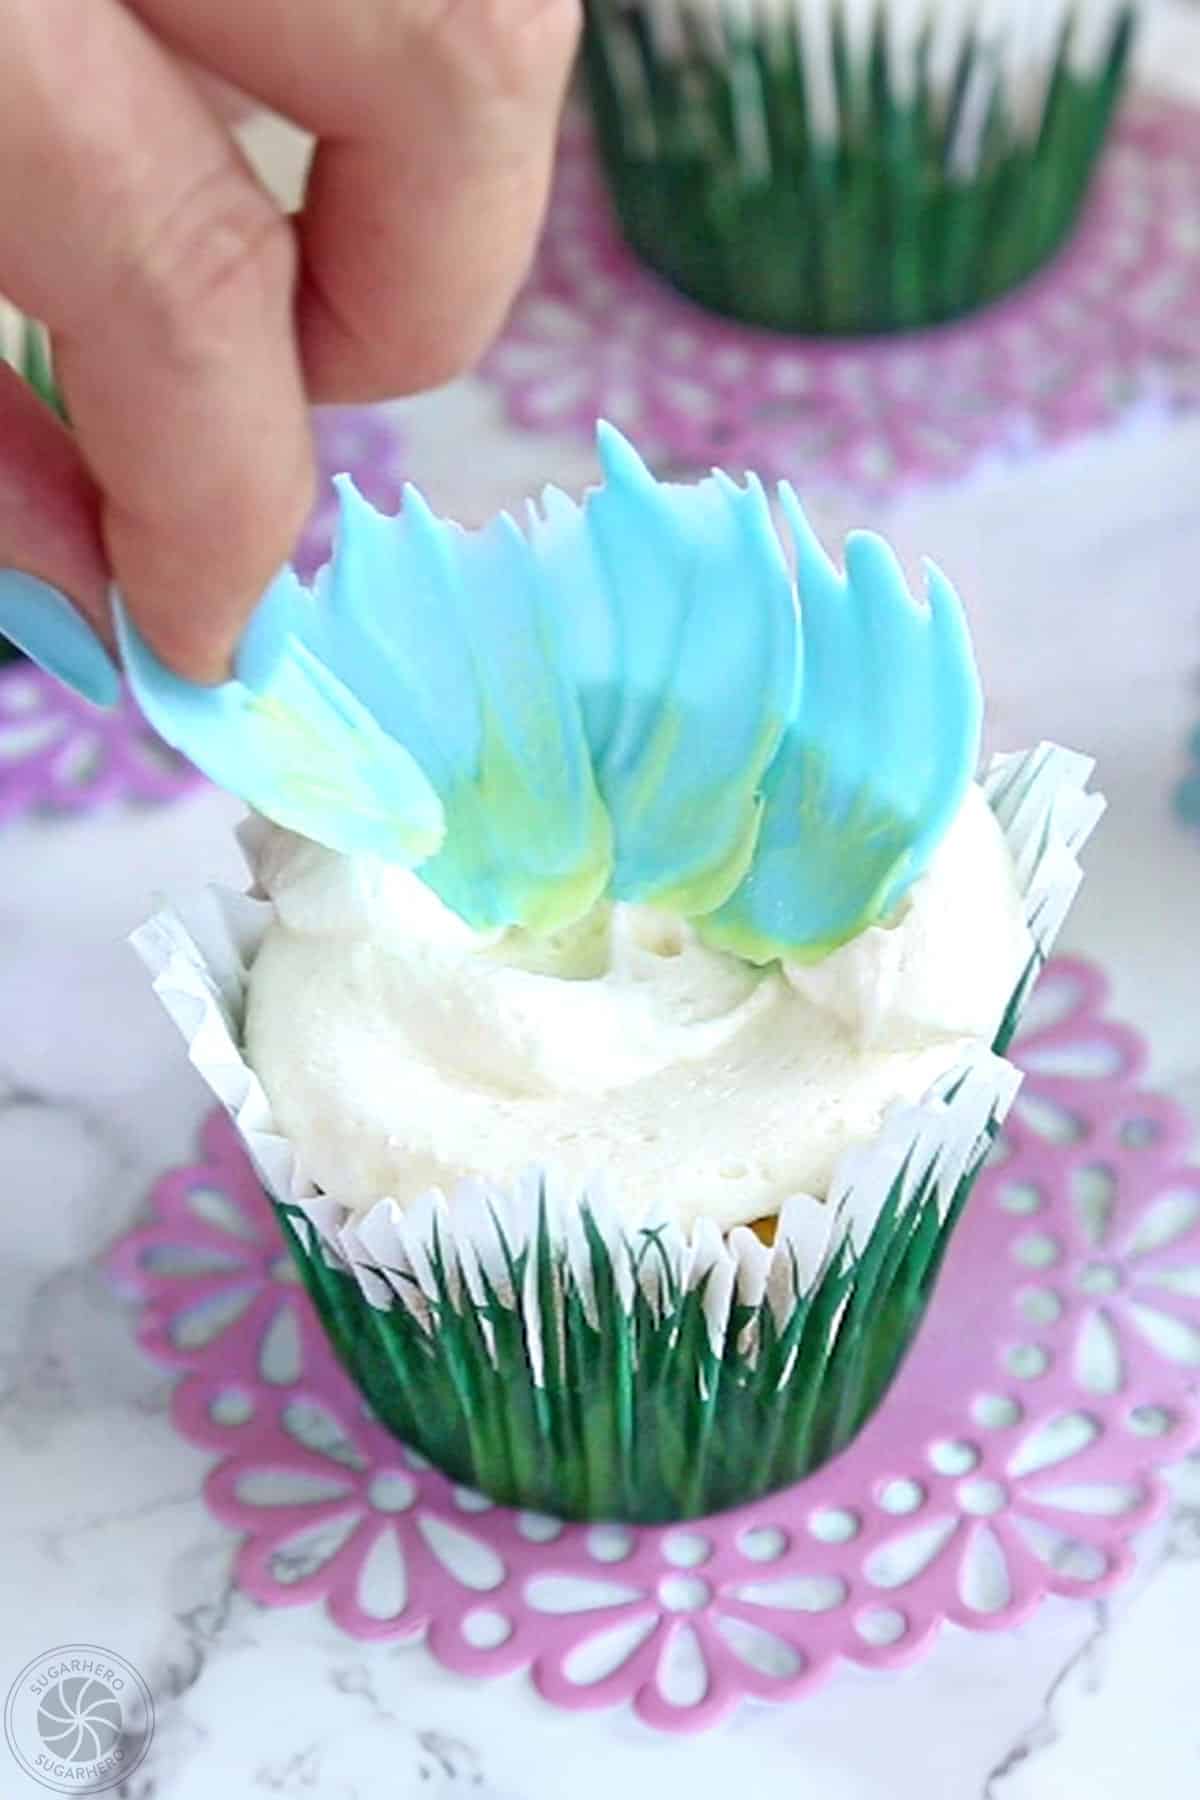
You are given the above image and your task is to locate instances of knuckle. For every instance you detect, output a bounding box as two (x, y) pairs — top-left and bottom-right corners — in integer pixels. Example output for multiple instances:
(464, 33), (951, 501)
(120, 162), (293, 361)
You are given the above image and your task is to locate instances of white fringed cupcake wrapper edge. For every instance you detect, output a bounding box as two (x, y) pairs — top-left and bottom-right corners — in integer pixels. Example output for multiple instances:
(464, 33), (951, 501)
(132, 743), (1101, 1360)
(595, 0), (1138, 158)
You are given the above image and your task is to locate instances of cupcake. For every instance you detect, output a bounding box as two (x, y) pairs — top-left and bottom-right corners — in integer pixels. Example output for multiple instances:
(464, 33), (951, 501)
(130, 426), (1102, 1522)
(582, 0), (1136, 333)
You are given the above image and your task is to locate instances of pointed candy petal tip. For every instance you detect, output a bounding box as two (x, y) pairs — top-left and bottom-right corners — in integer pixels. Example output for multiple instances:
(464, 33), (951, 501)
(117, 434), (985, 957)
(778, 483), (840, 584)
(712, 465), (748, 501)
(843, 530), (922, 615)
(595, 419), (653, 488)
(921, 556), (966, 613)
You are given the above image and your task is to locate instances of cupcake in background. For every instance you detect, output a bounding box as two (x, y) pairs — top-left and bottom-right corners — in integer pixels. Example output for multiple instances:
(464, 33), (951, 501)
(129, 427), (1103, 1523)
(583, 0), (1137, 334)
(0, 298), (61, 418)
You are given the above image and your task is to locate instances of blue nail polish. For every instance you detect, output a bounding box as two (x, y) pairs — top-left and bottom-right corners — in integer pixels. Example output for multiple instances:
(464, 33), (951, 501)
(0, 571), (121, 709)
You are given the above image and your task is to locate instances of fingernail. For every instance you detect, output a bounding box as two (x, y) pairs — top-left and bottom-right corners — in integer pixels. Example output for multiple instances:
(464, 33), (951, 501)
(0, 571), (121, 709)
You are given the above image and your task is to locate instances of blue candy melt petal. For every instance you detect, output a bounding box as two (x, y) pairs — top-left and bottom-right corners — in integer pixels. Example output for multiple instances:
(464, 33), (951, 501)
(535, 424), (800, 918)
(893, 556), (983, 885)
(233, 568), (307, 690)
(114, 597), (445, 863)
(418, 503), (612, 932)
(321, 477), (478, 787)
(528, 481), (621, 759)
(700, 494), (982, 963)
(115, 428), (984, 962)
(697, 727), (916, 965)
(923, 558), (982, 706)
(596, 418), (655, 490)
(778, 482), (841, 604)
(318, 474), (611, 933)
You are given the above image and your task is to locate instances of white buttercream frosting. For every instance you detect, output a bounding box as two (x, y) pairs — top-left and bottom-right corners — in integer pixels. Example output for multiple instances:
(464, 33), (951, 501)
(242, 784), (1031, 1232)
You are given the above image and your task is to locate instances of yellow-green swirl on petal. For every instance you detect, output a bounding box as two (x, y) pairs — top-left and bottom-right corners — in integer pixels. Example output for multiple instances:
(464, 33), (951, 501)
(700, 493), (981, 962)
(115, 582), (445, 867)
(528, 425), (800, 921)
(319, 486), (612, 934)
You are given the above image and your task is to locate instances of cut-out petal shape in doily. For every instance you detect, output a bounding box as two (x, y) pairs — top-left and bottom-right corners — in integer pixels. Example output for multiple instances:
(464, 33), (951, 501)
(109, 957), (1200, 1732)
(482, 102), (1200, 496)
(0, 665), (201, 824)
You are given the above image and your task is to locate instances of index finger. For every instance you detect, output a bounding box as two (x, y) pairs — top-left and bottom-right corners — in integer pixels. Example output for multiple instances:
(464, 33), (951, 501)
(127, 0), (581, 396)
(0, 0), (314, 680)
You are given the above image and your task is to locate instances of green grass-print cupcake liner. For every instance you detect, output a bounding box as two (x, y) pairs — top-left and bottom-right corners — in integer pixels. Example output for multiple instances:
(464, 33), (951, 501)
(136, 744), (1101, 1524)
(0, 299), (63, 417)
(583, 0), (1136, 334)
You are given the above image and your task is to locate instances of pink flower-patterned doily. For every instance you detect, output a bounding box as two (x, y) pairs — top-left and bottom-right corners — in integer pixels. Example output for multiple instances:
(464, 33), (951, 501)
(0, 406), (406, 826)
(108, 957), (1200, 1733)
(0, 664), (202, 825)
(483, 99), (1200, 494)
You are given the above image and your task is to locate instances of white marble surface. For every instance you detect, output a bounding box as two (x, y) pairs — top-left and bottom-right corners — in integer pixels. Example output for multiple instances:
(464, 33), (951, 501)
(5, 24), (1200, 1780)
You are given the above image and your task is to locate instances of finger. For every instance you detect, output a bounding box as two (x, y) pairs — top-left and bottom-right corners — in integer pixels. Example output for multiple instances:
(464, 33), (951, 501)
(0, 362), (122, 704)
(300, 1), (581, 397)
(125, 0), (581, 396)
(0, 361), (109, 633)
(184, 65), (260, 127)
(0, 0), (314, 681)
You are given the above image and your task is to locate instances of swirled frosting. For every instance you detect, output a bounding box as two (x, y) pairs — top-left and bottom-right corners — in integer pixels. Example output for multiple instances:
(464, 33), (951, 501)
(243, 783), (1031, 1230)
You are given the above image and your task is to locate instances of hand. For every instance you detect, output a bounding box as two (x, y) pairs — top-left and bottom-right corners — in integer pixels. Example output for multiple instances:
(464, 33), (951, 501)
(0, 0), (579, 695)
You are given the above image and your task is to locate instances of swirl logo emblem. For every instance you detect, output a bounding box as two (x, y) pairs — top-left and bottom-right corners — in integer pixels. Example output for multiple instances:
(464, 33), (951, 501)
(4, 1646), (154, 1794)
